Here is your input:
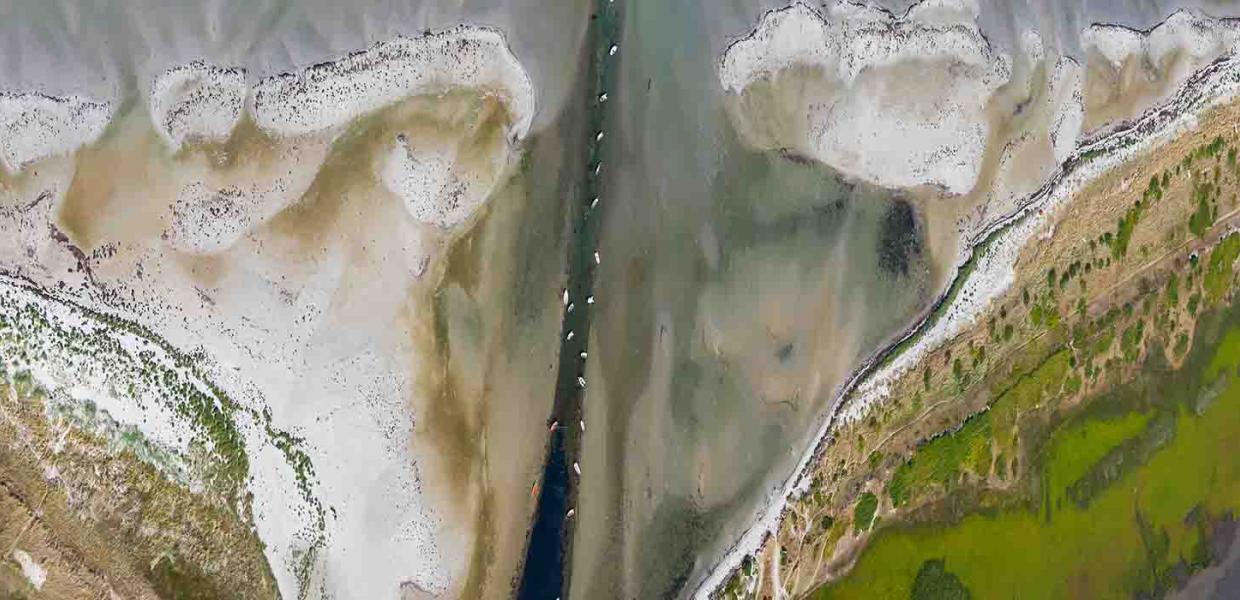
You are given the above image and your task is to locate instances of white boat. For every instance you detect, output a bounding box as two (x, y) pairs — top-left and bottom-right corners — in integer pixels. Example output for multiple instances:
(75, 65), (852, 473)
(598, 92), (608, 102)
(609, 44), (618, 56)
(562, 289), (569, 305)
(566, 508), (575, 518)
(579, 420), (586, 432)
(587, 296), (595, 304)
(593, 162), (602, 175)
(577, 376), (586, 388)
(567, 302), (575, 313)
(549, 420), (558, 432)
(590, 197), (599, 209)
(595, 131), (604, 142)
(566, 330), (575, 342)
(594, 251), (601, 265)
(579, 351), (587, 359)
(573, 462), (581, 476)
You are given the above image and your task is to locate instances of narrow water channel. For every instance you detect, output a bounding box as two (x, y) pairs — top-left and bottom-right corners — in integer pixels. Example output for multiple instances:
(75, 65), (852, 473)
(517, 0), (622, 597)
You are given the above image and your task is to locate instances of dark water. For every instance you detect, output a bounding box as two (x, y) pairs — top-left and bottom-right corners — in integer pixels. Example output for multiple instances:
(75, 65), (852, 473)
(517, 0), (622, 596)
(518, 428), (571, 598)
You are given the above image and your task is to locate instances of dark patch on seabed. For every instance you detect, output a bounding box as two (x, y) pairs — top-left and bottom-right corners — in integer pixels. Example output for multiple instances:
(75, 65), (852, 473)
(877, 198), (922, 277)
(517, 0), (621, 597)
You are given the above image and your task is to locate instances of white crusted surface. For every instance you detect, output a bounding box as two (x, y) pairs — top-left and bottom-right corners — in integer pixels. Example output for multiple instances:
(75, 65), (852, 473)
(0, 93), (111, 172)
(251, 26), (535, 140)
(378, 130), (511, 229)
(719, 0), (1010, 194)
(149, 62), (247, 151)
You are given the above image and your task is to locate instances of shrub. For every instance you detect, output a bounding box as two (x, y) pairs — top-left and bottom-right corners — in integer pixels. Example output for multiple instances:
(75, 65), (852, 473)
(854, 492), (879, 532)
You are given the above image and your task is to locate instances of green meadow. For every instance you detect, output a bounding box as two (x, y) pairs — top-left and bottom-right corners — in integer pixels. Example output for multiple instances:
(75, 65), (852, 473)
(818, 305), (1240, 599)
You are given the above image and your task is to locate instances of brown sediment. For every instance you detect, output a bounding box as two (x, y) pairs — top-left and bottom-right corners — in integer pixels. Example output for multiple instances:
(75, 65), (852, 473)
(1083, 47), (1191, 133)
(398, 101), (572, 597)
(721, 63), (837, 165)
(56, 110), (175, 252)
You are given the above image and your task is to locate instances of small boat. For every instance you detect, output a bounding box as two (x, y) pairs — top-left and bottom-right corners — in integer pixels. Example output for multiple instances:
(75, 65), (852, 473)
(573, 462), (581, 475)
(568, 302), (575, 313)
(566, 508), (575, 518)
(594, 162), (602, 175)
(598, 92), (608, 102)
(609, 44), (618, 56)
(587, 295), (595, 304)
(594, 251), (601, 265)
(549, 420), (558, 432)
(577, 376), (586, 388)
(566, 330), (575, 342)
(562, 289), (569, 305)
(531, 482), (539, 498)
(579, 351), (587, 359)
(590, 197), (599, 209)
(596, 131), (604, 142)
(579, 420), (586, 432)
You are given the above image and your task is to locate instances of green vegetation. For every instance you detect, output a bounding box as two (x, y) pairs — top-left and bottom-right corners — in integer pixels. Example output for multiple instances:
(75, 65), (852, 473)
(988, 350), (1069, 452)
(1111, 199), (1145, 259)
(1188, 192), (1216, 237)
(854, 492), (879, 532)
(887, 412), (991, 507)
(1204, 234), (1240, 303)
(817, 305), (1240, 599)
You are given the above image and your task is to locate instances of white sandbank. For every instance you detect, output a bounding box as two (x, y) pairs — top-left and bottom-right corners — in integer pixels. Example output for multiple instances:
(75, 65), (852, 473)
(718, 0), (1010, 195)
(251, 26), (535, 141)
(149, 62), (247, 151)
(0, 93), (111, 173)
(380, 133), (489, 229)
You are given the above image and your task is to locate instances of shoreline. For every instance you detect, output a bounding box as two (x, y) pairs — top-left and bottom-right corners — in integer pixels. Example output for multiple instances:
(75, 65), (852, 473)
(693, 41), (1240, 600)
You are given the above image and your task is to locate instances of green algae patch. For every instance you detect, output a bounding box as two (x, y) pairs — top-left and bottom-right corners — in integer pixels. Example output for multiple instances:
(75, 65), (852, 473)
(818, 311), (1240, 600)
(1044, 409), (1150, 512)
